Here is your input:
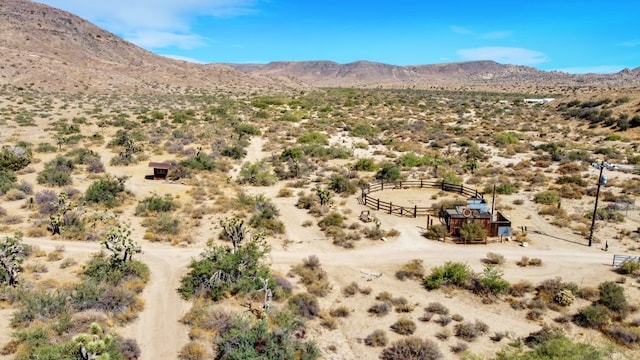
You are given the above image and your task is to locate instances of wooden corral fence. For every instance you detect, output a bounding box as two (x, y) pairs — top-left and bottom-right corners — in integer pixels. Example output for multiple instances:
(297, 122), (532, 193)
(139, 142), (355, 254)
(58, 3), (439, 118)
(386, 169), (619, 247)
(361, 180), (484, 218)
(612, 254), (640, 268)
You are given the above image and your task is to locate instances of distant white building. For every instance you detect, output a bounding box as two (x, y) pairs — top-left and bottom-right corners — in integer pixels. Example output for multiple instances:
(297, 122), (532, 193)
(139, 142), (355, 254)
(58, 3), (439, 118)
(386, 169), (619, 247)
(523, 98), (555, 104)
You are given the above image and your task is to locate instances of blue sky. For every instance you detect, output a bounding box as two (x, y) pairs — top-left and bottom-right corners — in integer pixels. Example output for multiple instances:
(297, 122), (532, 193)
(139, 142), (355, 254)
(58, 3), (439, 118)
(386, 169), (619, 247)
(36, 0), (640, 73)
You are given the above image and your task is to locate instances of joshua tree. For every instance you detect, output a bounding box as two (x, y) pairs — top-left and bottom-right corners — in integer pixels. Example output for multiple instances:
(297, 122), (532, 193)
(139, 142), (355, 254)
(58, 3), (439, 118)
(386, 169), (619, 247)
(220, 216), (247, 253)
(102, 223), (141, 263)
(0, 233), (27, 286)
(316, 187), (332, 207)
(73, 323), (114, 360)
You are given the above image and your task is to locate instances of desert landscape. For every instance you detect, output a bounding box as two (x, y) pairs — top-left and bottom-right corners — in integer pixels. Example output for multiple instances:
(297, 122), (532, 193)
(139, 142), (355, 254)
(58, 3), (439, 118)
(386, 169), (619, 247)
(1, 1), (640, 360)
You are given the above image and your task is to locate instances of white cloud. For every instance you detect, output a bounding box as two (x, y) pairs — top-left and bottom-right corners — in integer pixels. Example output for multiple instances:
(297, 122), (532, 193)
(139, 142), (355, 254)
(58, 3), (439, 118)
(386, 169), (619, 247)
(554, 65), (625, 74)
(127, 31), (206, 49)
(457, 47), (549, 65)
(618, 39), (640, 47)
(159, 54), (206, 63)
(35, 1), (258, 49)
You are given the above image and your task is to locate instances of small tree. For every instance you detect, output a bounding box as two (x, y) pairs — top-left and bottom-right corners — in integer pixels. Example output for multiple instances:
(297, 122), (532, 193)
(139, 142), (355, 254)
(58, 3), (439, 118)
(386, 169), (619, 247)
(459, 220), (486, 242)
(220, 216), (247, 253)
(102, 223), (141, 263)
(0, 233), (26, 286)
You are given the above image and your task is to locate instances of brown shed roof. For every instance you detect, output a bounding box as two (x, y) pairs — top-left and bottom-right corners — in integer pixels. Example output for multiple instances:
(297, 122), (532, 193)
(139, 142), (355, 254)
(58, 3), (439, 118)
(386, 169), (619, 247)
(148, 161), (172, 169)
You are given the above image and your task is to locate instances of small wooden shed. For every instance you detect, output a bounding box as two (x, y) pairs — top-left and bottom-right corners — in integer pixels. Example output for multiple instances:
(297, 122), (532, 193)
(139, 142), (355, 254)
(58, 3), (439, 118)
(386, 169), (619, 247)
(443, 197), (511, 243)
(148, 161), (171, 180)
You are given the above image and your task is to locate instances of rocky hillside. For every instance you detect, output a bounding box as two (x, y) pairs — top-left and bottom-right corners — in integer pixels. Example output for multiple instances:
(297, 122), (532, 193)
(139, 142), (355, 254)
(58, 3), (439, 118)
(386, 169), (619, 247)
(231, 60), (640, 90)
(0, 0), (297, 94)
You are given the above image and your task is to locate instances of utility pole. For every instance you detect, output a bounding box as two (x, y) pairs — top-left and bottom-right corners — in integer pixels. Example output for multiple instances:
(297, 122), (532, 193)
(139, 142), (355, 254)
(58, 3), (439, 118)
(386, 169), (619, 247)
(588, 161), (605, 247)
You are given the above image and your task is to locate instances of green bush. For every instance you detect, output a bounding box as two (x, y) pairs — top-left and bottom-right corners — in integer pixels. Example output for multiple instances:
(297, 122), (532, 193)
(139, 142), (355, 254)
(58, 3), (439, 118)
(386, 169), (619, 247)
(318, 212), (344, 229)
(329, 175), (357, 194)
(237, 160), (277, 186)
(297, 131), (328, 145)
(475, 266), (510, 295)
(0, 169), (17, 195)
(617, 259), (640, 275)
(353, 158), (376, 171)
(533, 190), (561, 205)
(376, 162), (402, 181)
(574, 305), (611, 329)
(84, 176), (126, 207)
(494, 132), (519, 146)
(135, 193), (178, 216)
(37, 156), (74, 186)
(424, 262), (471, 290)
(179, 241), (271, 301)
(215, 318), (319, 360)
(0, 146), (32, 171)
(599, 281), (629, 317)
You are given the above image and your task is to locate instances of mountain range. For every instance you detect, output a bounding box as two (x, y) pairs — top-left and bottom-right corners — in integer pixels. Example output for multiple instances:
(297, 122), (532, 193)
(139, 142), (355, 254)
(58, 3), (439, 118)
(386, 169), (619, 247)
(1, 0), (639, 94)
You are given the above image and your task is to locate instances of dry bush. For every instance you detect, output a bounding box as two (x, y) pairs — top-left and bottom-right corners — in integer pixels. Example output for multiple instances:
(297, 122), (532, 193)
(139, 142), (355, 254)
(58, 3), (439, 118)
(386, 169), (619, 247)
(419, 311), (435, 322)
(450, 342), (468, 353)
(342, 282), (360, 297)
(368, 302), (391, 317)
(435, 328), (451, 340)
(510, 280), (534, 297)
(425, 302), (449, 315)
(179, 341), (207, 360)
(454, 320), (489, 341)
(578, 286), (600, 301)
(365, 329), (388, 347)
(482, 252), (505, 265)
(526, 309), (545, 320)
(289, 256), (332, 297)
(390, 318), (417, 335)
(288, 293), (320, 319)
(329, 306), (350, 318)
(395, 303), (415, 313)
(395, 259), (425, 281)
(436, 314), (452, 326)
(451, 314), (464, 322)
(277, 187), (293, 197)
(380, 337), (443, 360)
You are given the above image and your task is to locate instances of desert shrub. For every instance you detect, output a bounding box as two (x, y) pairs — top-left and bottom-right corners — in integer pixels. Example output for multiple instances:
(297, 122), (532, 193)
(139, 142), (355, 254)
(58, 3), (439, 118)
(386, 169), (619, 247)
(135, 193), (177, 215)
(179, 241), (271, 301)
(329, 175), (357, 194)
(454, 321), (487, 342)
(533, 190), (561, 205)
(341, 282), (360, 297)
(576, 286), (600, 301)
(500, 332), (613, 359)
(617, 259), (640, 275)
(483, 252), (505, 265)
(0, 146), (31, 171)
(237, 160), (277, 186)
(37, 156), (73, 186)
(599, 281), (629, 317)
(179, 153), (216, 171)
(353, 158), (376, 171)
(395, 259), (425, 281)
(368, 302), (390, 317)
(390, 318), (416, 335)
(289, 256), (331, 297)
(474, 266), (510, 295)
(422, 224), (446, 240)
(215, 318), (319, 360)
(380, 337), (443, 360)
(425, 302), (449, 315)
(553, 289), (576, 306)
(510, 280), (534, 297)
(424, 261), (471, 290)
(318, 212), (344, 229)
(84, 176), (126, 207)
(0, 169), (17, 195)
(494, 132), (519, 146)
(450, 342), (468, 353)
(365, 329), (388, 347)
(375, 162), (402, 181)
(288, 293), (320, 319)
(526, 309), (544, 320)
(296, 194), (317, 210)
(436, 314), (452, 326)
(329, 306), (350, 318)
(142, 213), (181, 236)
(574, 305), (611, 329)
(451, 314), (464, 322)
(608, 325), (640, 346)
(419, 311), (434, 322)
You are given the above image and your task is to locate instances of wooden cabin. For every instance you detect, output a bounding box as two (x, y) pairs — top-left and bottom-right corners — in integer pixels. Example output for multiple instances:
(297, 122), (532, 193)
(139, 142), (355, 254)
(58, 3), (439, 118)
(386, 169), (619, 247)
(443, 197), (511, 243)
(148, 161), (172, 180)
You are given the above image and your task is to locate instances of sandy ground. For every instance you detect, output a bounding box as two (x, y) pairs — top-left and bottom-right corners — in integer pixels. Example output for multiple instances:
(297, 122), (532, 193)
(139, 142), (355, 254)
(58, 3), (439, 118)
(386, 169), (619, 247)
(1, 134), (639, 360)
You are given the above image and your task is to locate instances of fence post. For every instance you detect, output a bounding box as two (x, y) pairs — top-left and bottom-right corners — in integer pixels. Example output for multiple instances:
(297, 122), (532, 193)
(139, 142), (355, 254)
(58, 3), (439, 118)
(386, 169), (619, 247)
(389, 202), (392, 214)
(381, 179), (384, 191)
(441, 182), (445, 190)
(377, 198), (380, 211)
(414, 205), (417, 218)
(399, 181), (402, 189)
(400, 207), (403, 216)
(460, 184), (463, 194)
